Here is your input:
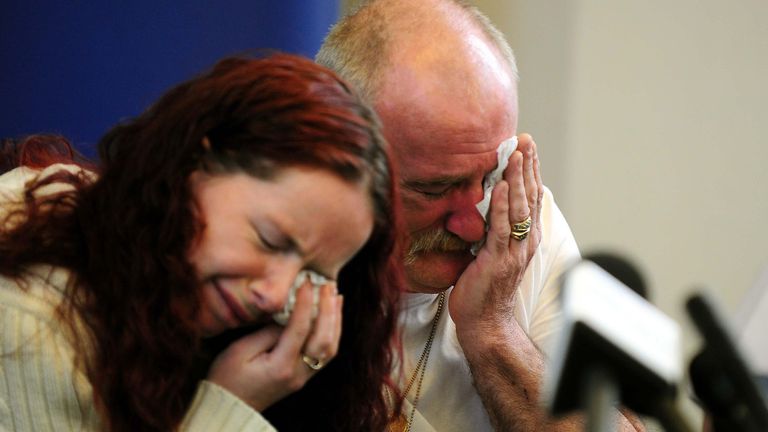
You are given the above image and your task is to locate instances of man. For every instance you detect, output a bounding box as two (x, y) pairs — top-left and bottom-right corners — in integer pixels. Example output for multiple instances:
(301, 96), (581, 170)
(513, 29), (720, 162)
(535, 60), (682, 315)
(318, 1), (643, 430)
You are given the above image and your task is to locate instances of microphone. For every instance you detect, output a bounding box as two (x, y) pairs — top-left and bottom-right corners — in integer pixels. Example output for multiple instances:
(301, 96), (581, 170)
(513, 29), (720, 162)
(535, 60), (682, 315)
(543, 254), (690, 432)
(686, 292), (768, 432)
(581, 252), (648, 300)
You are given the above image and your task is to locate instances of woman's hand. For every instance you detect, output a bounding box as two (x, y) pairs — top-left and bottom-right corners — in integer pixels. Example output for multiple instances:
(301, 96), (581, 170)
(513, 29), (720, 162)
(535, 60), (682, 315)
(207, 281), (343, 411)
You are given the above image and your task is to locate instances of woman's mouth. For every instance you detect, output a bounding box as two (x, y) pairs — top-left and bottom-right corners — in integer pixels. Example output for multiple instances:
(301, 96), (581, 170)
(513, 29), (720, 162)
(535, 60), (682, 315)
(212, 279), (252, 326)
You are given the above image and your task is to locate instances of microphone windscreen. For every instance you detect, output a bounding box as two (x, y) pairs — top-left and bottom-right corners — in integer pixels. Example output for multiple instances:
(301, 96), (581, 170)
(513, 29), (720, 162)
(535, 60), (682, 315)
(544, 260), (682, 416)
(583, 251), (648, 299)
(687, 293), (768, 431)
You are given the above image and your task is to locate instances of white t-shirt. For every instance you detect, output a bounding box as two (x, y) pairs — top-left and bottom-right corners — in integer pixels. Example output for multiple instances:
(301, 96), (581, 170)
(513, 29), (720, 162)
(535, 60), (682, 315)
(396, 186), (580, 432)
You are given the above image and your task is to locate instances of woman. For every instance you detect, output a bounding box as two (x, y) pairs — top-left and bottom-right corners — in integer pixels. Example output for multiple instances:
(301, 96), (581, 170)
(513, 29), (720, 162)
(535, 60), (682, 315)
(0, 54), (402, 431)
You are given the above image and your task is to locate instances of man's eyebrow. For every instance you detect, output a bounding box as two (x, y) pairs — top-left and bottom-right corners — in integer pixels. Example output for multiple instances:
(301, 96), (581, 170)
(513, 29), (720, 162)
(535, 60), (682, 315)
(403, 175), (468, 188)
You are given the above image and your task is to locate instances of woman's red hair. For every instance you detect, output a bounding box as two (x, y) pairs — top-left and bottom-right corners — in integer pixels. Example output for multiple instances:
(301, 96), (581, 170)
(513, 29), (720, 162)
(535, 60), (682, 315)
(0, 54), (403, 431)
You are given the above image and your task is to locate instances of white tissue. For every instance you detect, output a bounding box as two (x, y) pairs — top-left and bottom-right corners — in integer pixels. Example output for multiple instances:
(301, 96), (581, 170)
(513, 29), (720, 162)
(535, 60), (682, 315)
(272, 270), (328, 325)
(471, 136), (518, 255)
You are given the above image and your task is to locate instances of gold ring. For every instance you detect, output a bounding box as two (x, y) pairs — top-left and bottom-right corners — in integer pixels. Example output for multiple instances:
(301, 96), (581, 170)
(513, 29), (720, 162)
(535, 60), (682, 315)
(302, 354), (326, 371)
(512, 216), (532, 241)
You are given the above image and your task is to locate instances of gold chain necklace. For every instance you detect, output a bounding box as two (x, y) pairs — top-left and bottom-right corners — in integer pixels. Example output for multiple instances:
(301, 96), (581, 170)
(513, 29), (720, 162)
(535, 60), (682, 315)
(390, 291), (446, 432)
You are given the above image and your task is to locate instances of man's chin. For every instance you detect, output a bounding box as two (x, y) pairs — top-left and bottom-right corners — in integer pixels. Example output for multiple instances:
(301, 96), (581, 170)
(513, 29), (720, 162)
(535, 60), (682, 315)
(404, 250), (473, 293)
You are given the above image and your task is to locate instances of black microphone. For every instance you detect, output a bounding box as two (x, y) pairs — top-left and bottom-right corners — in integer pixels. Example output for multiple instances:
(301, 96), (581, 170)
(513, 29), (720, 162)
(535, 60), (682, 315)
(582, 252), (648, 300)
(543, 253), (691, 432)
(687, 292), (768, 432)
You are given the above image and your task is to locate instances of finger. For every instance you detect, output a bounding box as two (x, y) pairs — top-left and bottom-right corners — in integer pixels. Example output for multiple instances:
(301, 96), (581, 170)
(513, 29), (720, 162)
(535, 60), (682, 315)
(505, 150), (531, 227)
(333, 295), (344, 349)
(325, 295), (344, 362)
(303, 282), (338, 360)
(206, 325), (285, 401)
(533, 142), (544, 220)
(271, 282), (314, 361)
(222, 325), (282, 362)
(485, 180), (511, 254)
(528, 135), (543, 195)
(519, 134), (540, 218)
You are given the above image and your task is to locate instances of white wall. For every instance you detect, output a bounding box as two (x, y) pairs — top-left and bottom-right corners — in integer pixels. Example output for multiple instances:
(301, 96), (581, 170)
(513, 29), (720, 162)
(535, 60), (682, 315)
(475, 0), (768, 425)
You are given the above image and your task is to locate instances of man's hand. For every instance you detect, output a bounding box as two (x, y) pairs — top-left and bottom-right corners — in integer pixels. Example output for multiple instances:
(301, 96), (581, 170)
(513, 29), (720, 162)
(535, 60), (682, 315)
(449, 133), (543, 334)
(445, 134), (643, 431)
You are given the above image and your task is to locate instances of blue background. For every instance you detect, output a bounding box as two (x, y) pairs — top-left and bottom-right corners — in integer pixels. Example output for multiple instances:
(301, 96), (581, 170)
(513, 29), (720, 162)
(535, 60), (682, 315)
(0, 1), (339, 157)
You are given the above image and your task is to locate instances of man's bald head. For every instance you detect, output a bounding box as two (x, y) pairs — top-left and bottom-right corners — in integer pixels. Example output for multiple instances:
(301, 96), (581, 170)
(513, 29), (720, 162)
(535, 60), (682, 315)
(318, 0), (521, 292)
(316, 0), (518, 105)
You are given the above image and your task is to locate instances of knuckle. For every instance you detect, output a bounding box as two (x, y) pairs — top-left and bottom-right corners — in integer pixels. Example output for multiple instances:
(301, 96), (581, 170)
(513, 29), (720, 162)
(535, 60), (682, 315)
(528, 190), (538, 204)
(319, 339), (334, 353)
(264, 325), (282, 339)
(494, 238), (509, 253)
(326, 347), (338, 358)
(525, 145), (534, 157)
(311, 348), (324, 360)
(273, 364), (294, 383)
(514, 209), (529, 222)
(292, 326), (311, 341)
(226, 343), (248, 359)
(287, 376), (306, 392)
(494, 227), (510, 245)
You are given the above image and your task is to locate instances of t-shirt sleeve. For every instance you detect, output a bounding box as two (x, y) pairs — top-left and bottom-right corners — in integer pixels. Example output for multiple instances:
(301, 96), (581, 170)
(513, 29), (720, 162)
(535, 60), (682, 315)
(527, 186), (581, 357)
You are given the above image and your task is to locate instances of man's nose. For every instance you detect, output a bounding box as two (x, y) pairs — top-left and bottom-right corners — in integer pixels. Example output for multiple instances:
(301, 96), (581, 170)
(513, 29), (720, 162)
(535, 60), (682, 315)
(444, 186), (487, 243)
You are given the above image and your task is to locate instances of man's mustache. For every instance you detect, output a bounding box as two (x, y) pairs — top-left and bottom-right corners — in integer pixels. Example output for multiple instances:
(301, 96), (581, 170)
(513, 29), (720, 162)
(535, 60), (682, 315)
(405, 229), (470, 265)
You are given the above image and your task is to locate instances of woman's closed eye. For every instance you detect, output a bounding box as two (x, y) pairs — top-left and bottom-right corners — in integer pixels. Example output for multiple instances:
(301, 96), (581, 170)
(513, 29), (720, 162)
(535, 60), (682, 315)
(255, 226), (295, 254)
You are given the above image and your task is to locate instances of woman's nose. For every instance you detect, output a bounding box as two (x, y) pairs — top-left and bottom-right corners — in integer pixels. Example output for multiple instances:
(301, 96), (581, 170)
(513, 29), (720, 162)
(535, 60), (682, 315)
(248, 266), (301, 313)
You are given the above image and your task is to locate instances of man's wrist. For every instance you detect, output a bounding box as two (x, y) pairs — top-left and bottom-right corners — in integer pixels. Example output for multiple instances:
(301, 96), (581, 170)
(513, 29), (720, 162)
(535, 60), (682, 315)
(455, 315), (518, 355)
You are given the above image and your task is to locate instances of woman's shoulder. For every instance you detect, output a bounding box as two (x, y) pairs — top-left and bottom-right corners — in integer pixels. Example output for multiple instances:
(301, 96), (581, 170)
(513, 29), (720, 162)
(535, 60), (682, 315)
(0, 163), (96, 196)
(0, 266), (88, 380)
(0, 265), (72, 325)
(0, 265), (102, 431)
(0, 163), (96, 229)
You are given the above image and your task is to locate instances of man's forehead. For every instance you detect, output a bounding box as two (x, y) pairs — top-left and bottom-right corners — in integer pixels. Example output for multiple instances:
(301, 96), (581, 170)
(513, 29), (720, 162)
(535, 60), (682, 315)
(434, 135), (503, 154)
(398, 144), (499, 182)
(398, 119), (509, 155)
(392, 115), (504, 151)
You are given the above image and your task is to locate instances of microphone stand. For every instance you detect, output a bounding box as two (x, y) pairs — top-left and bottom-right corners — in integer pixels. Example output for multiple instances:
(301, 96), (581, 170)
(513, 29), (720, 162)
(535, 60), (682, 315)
(582, 365), (618, 432)
(581, 364), (695, 432)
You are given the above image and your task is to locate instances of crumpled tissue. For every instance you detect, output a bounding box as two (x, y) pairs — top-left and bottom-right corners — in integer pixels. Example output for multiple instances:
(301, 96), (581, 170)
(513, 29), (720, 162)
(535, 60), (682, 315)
(471, 135), (518, 255)
(272, 270), (329, 325)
